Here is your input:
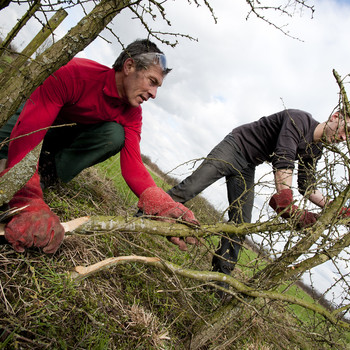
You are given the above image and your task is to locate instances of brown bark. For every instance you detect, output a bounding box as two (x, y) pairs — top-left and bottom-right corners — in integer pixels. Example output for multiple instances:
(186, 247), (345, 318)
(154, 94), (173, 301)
(0, 1), (41, 58)
(0, 142), (42, 206)
(0, 8), (68, 85)
(0, 0), (11, 11)
(0, 0), (132, 127)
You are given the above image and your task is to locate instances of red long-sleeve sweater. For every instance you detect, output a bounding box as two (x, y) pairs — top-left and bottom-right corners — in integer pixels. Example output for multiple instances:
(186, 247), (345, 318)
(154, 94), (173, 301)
(7, 58), (156, 197)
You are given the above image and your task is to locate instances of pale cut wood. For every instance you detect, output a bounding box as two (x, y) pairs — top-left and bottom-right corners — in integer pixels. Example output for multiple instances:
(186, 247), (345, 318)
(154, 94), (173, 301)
(73, 255), (161, 280)
(68, 254), (350, 331)
(0, 215), (90, 235)
(74, 215), (286, 238)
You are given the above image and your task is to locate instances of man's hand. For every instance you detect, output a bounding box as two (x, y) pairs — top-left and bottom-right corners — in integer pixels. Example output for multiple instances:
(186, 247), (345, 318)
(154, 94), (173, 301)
(269, 188), (318, 228)
(138, 186), (200, 224)
(337, 206), (350, 218)
(138, 186), (200, 250)
(4, 172), (64, 253)
(167, 236), (199, 251)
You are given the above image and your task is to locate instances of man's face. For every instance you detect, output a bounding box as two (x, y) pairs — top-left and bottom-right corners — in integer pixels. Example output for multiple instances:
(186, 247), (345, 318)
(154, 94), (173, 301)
(324, 113), (350, 143)
(120, 59), (164, 108)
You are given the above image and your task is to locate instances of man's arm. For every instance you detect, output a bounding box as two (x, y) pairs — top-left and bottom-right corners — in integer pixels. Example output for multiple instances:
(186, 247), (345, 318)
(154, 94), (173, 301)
(2, 64), (73, 253)
(119, 126), (157, 197)
(275, 169), (326, 208)
(307, 190), (327, 208)
(269, 168), (318, 228)
(120, 126), (199, 220)
(274, 168), (293, 192)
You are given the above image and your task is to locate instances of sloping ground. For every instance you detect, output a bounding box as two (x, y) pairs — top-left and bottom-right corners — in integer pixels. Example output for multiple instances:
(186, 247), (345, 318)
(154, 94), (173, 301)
(0, 162), (349, 349)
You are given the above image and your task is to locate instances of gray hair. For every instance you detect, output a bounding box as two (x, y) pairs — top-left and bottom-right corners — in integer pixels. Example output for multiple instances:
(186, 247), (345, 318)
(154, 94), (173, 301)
(113, 39), (171, 76)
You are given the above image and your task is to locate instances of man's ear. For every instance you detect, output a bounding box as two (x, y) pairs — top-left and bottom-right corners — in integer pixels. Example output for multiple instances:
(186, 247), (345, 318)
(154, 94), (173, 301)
(330, 112), (340, 122)
(123, 58), (135, 75)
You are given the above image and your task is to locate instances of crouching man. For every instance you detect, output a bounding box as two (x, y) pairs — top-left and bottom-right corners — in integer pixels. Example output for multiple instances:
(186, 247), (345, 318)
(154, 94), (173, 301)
(0, 39), (199, 254)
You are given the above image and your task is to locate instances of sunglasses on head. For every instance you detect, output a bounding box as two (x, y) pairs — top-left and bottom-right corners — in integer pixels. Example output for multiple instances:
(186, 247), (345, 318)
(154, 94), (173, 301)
(133, 52), (168, 73)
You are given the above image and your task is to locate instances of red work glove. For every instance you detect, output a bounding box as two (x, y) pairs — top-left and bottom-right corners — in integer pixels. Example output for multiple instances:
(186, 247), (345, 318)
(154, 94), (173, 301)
(269, 188), (318, 228)
(336, 206), (350, 218)
(4, 172), (64, 253)
(327, 201), (350, 220)
(138, 186), (200, 251)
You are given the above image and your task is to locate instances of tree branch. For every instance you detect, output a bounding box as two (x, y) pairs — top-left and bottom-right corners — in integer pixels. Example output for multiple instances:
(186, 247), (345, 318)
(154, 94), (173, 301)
(72, 214), (288, 238)
(68, 254), (350, 329)
(0, 142), (42, 206)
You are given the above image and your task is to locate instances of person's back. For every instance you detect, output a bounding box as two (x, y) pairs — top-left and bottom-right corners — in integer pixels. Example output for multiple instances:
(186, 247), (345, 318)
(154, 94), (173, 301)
(231, 109), (320, 167)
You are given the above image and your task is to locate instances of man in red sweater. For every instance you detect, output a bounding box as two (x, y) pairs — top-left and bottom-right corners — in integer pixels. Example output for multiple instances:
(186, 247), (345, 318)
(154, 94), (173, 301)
(0, 39), (199, 254)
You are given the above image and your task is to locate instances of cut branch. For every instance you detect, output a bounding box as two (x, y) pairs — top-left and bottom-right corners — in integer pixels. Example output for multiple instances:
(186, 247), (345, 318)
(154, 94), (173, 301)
(73, 214), (287, 238)
(68, 254), (350, 329)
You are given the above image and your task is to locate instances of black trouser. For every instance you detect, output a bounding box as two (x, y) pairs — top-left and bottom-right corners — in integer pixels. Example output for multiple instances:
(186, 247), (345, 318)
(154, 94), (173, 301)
(168, 133), (255, 275)
(0, 106), (125, 183)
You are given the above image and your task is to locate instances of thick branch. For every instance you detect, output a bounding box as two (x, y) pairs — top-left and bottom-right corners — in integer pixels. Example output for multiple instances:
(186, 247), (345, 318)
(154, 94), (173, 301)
(68, 255), (350, 329)
(0, 8), (68, 85)
(0, 0), (132, 126)
(74, 214), (287, 238)
(0, 142), (42, 206)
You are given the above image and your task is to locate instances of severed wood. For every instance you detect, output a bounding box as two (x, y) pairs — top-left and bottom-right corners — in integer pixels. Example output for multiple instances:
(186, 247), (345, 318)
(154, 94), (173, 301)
(68, 254), (350, 330)
(0, 215), (90, 235)
(73, 215), (286, 238)
(60, 216), (90, 233)
(72, 255), (161, 280)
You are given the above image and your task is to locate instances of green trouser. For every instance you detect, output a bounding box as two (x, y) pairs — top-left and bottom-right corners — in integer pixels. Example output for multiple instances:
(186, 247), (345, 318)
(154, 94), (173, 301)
(0, 106), (125, 183)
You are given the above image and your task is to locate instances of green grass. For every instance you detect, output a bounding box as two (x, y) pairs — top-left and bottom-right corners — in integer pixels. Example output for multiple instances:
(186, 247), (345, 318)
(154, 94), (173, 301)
(1, 157), (350, 349)
(96, 157), (350, 346)
(97, 157), (350, 342)
(96, 154), (138, 207)
(96, 154), (172, 207)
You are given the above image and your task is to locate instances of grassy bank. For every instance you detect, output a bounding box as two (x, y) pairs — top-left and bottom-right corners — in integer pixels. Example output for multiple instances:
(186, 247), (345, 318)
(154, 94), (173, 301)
(0, 154), (349, 349)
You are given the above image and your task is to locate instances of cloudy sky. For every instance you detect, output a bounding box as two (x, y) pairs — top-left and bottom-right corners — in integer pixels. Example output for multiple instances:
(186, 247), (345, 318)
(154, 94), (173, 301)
(1, 0), (350, 304)
(82, 0), (350, 214)
(82, 0), (350, 211)
(2, 0), (350, 210)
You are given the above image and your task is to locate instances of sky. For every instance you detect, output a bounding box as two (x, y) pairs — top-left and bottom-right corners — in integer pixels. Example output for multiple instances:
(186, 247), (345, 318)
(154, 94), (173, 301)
(1, 0), (350, 305)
